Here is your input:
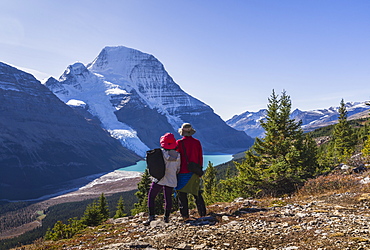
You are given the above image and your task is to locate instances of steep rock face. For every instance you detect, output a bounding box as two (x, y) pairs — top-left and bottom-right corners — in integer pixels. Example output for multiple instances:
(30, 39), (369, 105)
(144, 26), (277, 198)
(227, 102), (370, 138)
(0, 62), (141, 200)
(46, 46), (253, 155)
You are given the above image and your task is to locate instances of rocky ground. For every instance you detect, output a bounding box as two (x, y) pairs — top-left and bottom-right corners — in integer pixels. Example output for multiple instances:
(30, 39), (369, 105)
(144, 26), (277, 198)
(15, 188), (370, 250)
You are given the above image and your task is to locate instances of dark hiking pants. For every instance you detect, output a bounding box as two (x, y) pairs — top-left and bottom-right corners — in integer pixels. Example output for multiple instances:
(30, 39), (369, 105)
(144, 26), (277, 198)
(147, 182), (173, 215)
(178, 190), (206, 218)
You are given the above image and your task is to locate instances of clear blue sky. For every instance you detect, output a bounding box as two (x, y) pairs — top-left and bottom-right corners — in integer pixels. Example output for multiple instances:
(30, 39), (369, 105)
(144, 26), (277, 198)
(1, 0), (370, 120)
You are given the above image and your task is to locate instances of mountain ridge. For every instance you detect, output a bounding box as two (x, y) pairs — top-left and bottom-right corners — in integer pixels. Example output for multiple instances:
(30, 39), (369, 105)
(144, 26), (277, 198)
(0, 62), (141, 200)
(227, 101), (370, 138)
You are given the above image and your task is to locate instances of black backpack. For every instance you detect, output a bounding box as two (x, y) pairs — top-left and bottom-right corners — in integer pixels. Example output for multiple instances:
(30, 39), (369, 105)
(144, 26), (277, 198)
(146, 148), (165, 180)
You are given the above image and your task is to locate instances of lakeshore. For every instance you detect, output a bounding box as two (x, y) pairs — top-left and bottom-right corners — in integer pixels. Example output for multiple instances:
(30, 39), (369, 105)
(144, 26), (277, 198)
(119, 154), (233, 172)
(1, 154), (234, 204)
(41, 154), (233, 204)
(0, 154), (234, 239)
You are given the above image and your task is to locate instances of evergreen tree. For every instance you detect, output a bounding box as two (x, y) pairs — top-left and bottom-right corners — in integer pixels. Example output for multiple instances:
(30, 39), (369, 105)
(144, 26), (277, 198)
(225, 166), (231, 179)
(81, 201), (103, 226)
(301, 133), (319, 177)
(98, 193), (109, 221)
(362, 134), (370, 159)
(257, 90), (316, 191)
(202, 161), (217, 205)
(45, 218), (84, 241)
(114, 196), (127, 219)
(131, 169), (152, 215)
(45, 221), (66, 241)
(67, 217), (85, 237)
(224, 90), (318, 197)
(254, 89), (281, 161)
(332, 99), (356, 162)
(357, 122), (370, 145)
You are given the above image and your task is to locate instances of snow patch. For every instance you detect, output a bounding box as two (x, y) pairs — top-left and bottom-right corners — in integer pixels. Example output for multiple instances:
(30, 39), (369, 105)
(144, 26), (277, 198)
(66, 99), (86, 108)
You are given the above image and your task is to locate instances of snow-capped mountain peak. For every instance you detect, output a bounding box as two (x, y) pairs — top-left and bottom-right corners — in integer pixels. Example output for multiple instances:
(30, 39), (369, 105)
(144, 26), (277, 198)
(45, 46), (253, 156)
(87, 46), (205, 117)
(88, 46), (152, 76)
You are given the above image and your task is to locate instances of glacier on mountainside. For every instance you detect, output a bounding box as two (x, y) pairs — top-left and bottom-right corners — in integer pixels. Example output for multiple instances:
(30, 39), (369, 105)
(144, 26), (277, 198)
(45, 46), (253, 156)
(46, 61), (150, 156)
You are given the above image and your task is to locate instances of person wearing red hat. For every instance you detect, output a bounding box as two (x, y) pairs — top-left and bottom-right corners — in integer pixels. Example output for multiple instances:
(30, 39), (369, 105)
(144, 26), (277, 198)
(144, 133), (180, 225)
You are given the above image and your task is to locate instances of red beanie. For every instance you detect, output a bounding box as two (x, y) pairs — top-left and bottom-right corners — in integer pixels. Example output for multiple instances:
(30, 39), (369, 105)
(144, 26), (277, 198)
(160, 133), (177, 150)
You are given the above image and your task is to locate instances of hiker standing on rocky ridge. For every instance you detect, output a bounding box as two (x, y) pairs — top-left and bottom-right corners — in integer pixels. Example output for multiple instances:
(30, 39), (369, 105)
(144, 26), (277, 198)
(175, 123), (207, 219)
(144, 133), (181, 225)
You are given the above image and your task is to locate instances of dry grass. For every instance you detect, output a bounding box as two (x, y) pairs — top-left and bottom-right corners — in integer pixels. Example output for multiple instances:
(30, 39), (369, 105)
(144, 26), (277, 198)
(291, 172), (370, 207)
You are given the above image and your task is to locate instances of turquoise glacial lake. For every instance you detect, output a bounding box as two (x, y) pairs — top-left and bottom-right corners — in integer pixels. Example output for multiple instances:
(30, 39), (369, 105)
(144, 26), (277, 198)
(118, 154), (233, 173)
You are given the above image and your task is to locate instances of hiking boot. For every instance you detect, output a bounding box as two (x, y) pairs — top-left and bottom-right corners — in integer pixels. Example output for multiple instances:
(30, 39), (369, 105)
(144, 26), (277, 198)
(164, 216), (169, 223)
(143, 215), (155, 226)
(179, 216), (189, 222)
(164, 209), (171, 223)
